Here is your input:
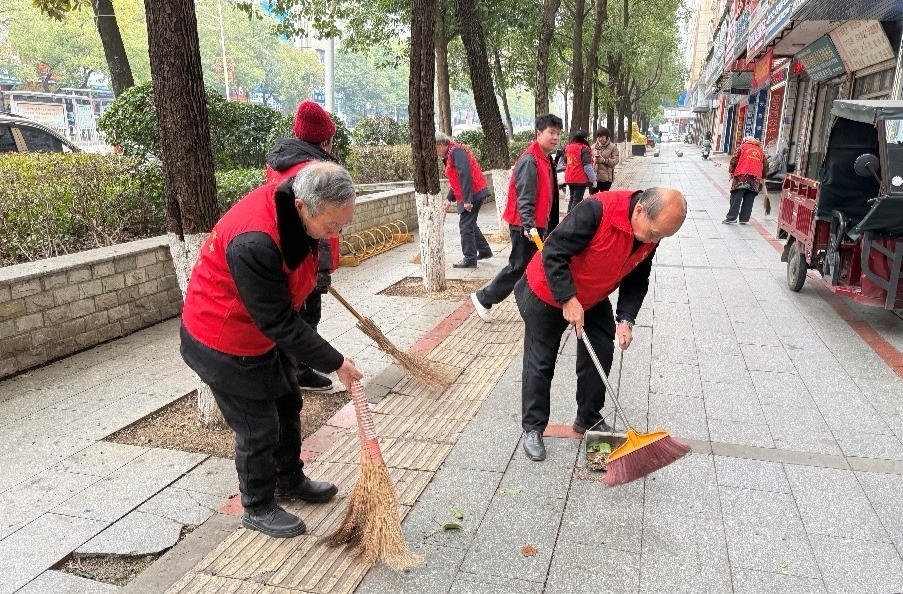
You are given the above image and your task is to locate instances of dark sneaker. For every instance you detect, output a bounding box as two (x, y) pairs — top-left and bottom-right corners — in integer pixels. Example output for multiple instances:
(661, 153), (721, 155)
(275, 473), (338, 503)
(722, 218), (737, 225)
(453, 259), (478, 269)
(572, 418), (612, 435)
(297, 368), (333, 391)
(242, 502), (306, 538)
(477, 251), (493, 260)
(523, 430), (546, 461)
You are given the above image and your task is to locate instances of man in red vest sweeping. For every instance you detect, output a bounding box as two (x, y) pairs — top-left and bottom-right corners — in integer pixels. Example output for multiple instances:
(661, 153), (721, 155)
(266, 100), (342, 391)
(723, 136), (768, 225)
(180, 161), (363, 537)
(514, 187), (687, 461)
(471, 114), (563, 322)
(436, 132), (494, 268)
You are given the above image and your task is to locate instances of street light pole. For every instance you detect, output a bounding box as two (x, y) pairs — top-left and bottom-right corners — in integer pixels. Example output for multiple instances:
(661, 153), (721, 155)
(325, 37), (334, 112)
(216, 0), (230, 101)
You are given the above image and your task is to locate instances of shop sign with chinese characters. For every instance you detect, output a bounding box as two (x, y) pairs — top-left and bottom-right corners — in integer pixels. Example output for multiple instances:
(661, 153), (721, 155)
(795, 36), (846, 82)
(829, 20), (893, 73)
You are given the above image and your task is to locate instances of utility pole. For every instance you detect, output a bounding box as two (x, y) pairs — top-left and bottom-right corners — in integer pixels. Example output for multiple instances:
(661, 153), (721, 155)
(325, 37), (334, 112)
(216, 0), (229, 100)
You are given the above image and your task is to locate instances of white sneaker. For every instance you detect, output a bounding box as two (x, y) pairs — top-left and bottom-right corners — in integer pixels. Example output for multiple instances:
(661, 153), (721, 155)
(470, 292), (493, 323)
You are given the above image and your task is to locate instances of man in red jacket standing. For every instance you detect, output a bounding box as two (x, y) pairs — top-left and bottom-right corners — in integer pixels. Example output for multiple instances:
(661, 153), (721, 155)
(436, 132), (493, 268)
(266, 100), (342, 391)
(724, 136), (768, 225)
(470, 114), (563, 322)
(180, 161), (363, 537)
(514, 187), (686, 461)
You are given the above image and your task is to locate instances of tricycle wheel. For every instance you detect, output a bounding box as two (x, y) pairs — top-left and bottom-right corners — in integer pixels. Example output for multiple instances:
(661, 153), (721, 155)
(787, 239), (807, 292)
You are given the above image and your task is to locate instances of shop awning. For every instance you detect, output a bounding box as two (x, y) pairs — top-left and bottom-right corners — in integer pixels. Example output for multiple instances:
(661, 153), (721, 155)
(692, 106), (712, 113)
(831, 100), (903, 124)
(793, 0), (903, 20)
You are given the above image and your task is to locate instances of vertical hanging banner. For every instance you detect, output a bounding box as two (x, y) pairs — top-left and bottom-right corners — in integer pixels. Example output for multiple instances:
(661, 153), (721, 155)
(765, 86), (784, 147)
(751, 49), (774, 91)
(753, 89), (768, 139)
(829, 20), (893, 73)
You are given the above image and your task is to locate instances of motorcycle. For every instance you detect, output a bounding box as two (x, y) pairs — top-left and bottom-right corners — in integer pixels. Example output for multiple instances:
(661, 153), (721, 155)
(701, 140), (711, 160)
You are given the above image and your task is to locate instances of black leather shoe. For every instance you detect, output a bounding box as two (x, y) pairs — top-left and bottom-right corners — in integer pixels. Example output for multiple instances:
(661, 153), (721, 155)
(523, 430), (546, 461)
(297, 368), (333, 391)
(572, 418), (612, 435)
(453, 259), (478, 268)
(242, 502), (306, 538)
(275, 473), (338, 503)
(477, 251), (493, 260)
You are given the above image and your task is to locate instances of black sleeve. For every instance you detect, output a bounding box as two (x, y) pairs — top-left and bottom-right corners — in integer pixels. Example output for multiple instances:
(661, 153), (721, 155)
(514, 156), (538, 229)
(317, 239), (332, 272)
(226, 232), (344, 373)
(541, 199), (603, 303)
(615, 245), (657, 323)
(451, 147), (475, 203)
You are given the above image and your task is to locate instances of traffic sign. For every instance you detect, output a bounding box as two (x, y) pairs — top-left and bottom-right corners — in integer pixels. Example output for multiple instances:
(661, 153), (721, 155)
(313, 91), (326, 106)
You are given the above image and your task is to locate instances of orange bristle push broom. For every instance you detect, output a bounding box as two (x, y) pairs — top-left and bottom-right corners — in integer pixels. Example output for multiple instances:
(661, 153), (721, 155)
(581, 331), (691, 486)
(326, 379), (421, 570)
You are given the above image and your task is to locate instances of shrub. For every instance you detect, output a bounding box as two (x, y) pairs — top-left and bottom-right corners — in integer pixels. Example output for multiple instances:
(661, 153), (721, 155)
(353, 116), (409, 147)
(99, 83), (288, 170)
(455, 129), (488, 167)
(0, 153), (164, 264)
(345, 145), (412, 184)
(216, 168), (266, 210)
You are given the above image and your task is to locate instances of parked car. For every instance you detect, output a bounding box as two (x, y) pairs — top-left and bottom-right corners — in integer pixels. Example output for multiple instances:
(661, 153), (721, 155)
(0, 113), (80, 154)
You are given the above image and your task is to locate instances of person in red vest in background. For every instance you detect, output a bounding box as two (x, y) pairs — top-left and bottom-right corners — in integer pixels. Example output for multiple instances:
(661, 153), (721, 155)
(514, 188), (686, 461)
(265, 100), (342, 391)
(723, 135), (769, 225)
(436, 132), (494, 268)
(563, 129), (597, 212)
(180, 161), (363, 538)
(470, 114), (563, 323)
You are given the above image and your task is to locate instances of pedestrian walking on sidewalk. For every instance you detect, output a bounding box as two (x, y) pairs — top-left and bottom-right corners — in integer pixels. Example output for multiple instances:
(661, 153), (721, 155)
(564, 129), (597, 212)
(591, 127), (619, 194)
(470, 114), (563, 323)
(723, 136), (769, 225)
(180, 162), (364, 538)
(436, 132), (494, 269)
(265, 100), (342, 392)
(514, 188), (687, 461)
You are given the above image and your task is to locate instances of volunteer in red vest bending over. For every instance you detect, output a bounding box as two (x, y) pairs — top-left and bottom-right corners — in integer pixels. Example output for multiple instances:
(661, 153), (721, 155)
(514, 188), (687, 462)
(563, 129), (597, 212)
(436, 132), (494, 268)
(470, 114), (562, 323)
(180, 162), (363, 538)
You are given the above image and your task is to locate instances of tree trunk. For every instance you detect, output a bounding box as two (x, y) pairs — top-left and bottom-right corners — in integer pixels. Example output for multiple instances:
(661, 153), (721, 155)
(453, 0), (508, 168)
(490, 169), (511, 242)
(435, 15), (453, 135)
(606, 106), (614, 135)
(145, 0), (223, 427)
(535, 0), (561, 119)
(578, 0), (606, 134)
(568, 0), (585, 135)
(411, 0), (446, 291)
(562, 88), (569, 131)
(91, 0), (135, 95)
(493, 49), (513, 139)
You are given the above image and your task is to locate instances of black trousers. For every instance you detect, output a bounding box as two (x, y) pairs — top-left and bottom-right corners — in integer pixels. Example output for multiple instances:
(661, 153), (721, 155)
(514, 278), (615, 433)
(726, 188), (757, 222)
(595, 181), (613, 193)
(567, 184), (588, 213)
(212, 385), (304, 509)
(458, 197), (491, 262)
(476, 227), (540, 307)
(296, 292), (322, 375)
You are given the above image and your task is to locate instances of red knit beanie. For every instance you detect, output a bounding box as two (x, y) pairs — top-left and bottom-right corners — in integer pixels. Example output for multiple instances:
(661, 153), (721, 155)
(292, 100), (336, 144)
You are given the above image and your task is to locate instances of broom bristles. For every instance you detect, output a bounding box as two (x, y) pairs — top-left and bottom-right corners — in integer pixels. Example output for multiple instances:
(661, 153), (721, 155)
(603, 435), (691, 487)
(356, 317), (454, 388)
(326, 456), (422, 570)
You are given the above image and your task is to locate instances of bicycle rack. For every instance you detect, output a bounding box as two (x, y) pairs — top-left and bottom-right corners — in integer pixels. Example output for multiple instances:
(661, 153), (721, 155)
(338, 220), (414, 267)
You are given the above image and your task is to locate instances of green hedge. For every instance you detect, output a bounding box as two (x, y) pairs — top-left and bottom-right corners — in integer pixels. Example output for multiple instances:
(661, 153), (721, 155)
(216, 168), (265, 210)
(345, 145), (412, 184)
(454, 129), (534, 169)
(353, 116), (409, 147)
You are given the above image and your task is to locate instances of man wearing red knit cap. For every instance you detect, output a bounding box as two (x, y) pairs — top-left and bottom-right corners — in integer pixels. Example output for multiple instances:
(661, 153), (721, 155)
(266, 100), (340, 392)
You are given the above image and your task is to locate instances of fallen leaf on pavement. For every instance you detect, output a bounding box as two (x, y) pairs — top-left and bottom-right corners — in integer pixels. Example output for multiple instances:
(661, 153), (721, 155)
(521, 545), (537, 557)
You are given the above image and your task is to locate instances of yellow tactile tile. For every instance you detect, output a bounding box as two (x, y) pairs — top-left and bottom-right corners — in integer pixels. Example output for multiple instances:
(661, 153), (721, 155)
(371, 394), (483, 420)
(266, 536), (371, 594)
(165, 571), (265, 593)
(372, 413), (468, 443)
(193, 528), (303, 582)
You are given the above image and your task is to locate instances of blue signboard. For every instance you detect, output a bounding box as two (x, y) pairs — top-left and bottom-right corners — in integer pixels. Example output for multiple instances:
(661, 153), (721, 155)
(313, 90), (326, 106)
(763, 0), (794, 47)
(753, 89), (767, 139)
(795, 36), (846, 82)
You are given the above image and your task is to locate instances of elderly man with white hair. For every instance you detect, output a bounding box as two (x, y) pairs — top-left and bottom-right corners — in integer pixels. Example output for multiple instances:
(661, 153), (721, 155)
(180, 161), (363, 538)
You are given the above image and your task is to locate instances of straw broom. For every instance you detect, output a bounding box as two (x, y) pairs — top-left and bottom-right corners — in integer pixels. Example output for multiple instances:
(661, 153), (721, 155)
(326, 380), (422, 570)
(581, 334), (691, 486)
(327, 286), (454, 388)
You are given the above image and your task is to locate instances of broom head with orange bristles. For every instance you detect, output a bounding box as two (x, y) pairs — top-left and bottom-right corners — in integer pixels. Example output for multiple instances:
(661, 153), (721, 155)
(603, 427), (691, 486)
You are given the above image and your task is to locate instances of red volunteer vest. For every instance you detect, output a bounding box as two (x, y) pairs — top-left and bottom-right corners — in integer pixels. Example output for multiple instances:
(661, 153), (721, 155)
(446, 142), (488, 202)
(502, 142), (554, 228)
(264, 161), (340, 272)
(526, 191), (657, 309)
(182, 184), (317, 356)
(733, 141), (765, 178)
(564, 141), (589, 184)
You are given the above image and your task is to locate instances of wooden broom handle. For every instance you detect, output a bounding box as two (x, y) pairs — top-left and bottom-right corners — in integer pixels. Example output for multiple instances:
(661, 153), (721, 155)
(327, 286), (366, 325)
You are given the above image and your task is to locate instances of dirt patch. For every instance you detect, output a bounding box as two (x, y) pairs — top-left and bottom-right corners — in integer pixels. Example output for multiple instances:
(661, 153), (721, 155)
(106, 389), (350, 459)
(379, 277), (487, 301)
